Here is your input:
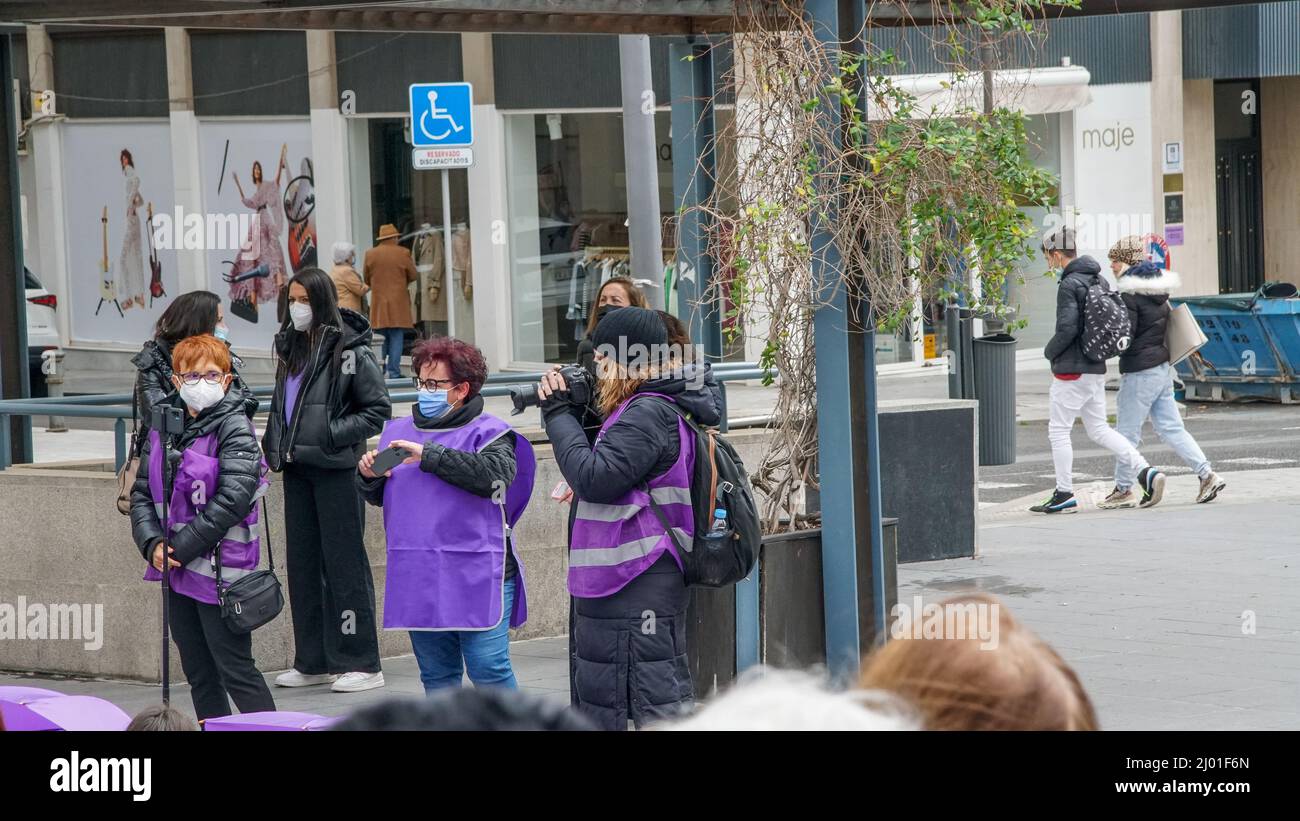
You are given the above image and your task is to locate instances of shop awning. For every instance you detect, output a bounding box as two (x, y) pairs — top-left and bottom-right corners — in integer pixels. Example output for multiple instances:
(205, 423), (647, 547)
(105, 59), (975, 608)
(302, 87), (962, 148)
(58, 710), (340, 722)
(871, 65), (1093, 120)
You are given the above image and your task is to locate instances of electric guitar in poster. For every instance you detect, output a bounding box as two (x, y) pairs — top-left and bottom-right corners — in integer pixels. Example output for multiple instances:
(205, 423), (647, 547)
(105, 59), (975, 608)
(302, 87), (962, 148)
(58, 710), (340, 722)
(96, 205), (124, 318)
(147, 202), (166, 305)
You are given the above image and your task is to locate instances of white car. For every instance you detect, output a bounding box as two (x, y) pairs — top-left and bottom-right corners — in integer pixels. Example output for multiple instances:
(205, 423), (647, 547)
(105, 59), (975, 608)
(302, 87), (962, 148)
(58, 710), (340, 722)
(25, 267), (59, 395)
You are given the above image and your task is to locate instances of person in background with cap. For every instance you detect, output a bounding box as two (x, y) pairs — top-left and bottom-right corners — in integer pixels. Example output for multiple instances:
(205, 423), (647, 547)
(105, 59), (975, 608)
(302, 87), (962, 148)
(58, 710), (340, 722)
(364, 224), (418, 380)
(537, 306), (722, 730)
(1098, 237), (1225, 508)
(1032, 227), (1166, 514)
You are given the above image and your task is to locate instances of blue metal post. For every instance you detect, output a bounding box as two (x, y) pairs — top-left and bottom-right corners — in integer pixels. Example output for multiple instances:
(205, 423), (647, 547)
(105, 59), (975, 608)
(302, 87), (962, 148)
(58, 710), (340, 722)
(805, 0), (880, 679)
(670, 39), (721, 363)
(114, 417), (127, 473)
(671, 39), (759, 674)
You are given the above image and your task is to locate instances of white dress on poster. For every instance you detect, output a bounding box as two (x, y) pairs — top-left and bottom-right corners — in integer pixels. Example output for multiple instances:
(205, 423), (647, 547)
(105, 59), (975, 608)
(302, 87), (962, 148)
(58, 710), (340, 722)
(117, 162), (145, 308)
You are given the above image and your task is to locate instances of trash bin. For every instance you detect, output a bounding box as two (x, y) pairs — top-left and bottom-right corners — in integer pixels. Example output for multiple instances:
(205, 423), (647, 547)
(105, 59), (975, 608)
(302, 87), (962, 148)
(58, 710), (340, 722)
(972, 332), (1017, 466)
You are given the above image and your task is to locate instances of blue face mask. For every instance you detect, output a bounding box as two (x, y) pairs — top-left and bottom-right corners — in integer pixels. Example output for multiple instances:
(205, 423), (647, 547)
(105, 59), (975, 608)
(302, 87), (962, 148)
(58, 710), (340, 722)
(214, 324), (230, 343)
(418, 389), (451, 418)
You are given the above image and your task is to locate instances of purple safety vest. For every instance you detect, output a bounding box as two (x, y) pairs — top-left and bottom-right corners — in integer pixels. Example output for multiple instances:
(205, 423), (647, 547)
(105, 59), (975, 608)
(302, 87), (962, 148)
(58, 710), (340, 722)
(568, 392), (694, 599)
(377, 412), (536, 631)
(142, 427), (269, 605)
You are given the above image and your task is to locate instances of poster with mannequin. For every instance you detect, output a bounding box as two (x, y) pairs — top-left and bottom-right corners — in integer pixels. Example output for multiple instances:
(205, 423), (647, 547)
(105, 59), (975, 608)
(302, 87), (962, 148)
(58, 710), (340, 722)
(199, 119), (316, 353)
(60, 122), (178, 346)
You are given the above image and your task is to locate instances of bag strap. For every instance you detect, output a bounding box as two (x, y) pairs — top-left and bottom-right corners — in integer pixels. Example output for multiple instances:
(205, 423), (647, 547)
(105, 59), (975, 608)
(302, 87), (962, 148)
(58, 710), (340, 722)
(642, 482), (689, 556)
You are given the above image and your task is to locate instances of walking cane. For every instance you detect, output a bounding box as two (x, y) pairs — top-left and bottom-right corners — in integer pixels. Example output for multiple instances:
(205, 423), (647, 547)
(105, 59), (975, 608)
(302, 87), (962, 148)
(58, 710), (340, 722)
(153, 405), (185, 707)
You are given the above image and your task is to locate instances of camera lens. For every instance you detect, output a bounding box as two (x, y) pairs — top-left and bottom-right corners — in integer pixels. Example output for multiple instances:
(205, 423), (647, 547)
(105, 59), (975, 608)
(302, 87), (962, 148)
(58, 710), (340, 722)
(509, 383), (543, 416)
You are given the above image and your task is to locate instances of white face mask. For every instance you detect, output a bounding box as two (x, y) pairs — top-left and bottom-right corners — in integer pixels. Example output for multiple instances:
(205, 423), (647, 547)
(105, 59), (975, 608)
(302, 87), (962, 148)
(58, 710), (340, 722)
(289, 303), (313, 331)
(179, 380), (226, 413)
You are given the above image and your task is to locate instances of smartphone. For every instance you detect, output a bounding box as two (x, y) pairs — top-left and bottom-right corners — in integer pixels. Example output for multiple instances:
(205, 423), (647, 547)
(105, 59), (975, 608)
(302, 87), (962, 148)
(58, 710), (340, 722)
(370, 445), (410, 476)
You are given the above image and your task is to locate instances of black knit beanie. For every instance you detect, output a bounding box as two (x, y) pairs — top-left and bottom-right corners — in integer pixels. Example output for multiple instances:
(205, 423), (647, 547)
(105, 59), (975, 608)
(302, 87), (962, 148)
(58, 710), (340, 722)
(590, 306), (668, 367)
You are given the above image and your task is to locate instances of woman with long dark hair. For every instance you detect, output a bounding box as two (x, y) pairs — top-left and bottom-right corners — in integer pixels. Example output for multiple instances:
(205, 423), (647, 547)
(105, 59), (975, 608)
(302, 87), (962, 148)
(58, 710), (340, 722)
(131, 290), (256, 448)
(262, 267), (391, 694)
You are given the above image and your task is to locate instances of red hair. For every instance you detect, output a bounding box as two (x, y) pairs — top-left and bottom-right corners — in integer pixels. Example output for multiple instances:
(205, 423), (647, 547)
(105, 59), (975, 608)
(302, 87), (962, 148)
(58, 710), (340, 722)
(411, 337), (488, 398)
(172, 334), (232, 374)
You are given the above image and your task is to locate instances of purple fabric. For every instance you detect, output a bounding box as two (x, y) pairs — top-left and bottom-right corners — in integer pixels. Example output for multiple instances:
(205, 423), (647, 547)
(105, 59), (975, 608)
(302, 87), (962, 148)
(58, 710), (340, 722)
(378, 413), (535, 631)
(202, 711), (341, 731)
(568, 392), (694, 598)
(0, 686), (66, 731)
(283, 370), (305, 428)
(0, 692), (130, 731)
(142, 427), (269, 604)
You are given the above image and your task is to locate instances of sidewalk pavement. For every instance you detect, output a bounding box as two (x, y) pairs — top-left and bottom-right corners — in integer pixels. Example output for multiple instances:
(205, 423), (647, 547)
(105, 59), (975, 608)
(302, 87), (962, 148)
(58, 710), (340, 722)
(4, 468), (1293, 729)
(908, 467), (1300, 730)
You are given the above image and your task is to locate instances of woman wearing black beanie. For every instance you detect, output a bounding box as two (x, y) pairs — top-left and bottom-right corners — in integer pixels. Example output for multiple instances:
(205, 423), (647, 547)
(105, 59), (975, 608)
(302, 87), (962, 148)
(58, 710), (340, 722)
(539, 306), (721, 730)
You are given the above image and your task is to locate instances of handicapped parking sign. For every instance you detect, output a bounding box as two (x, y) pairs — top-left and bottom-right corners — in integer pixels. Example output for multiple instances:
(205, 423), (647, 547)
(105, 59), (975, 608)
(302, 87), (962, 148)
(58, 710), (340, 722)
(409, 82), (473, 148)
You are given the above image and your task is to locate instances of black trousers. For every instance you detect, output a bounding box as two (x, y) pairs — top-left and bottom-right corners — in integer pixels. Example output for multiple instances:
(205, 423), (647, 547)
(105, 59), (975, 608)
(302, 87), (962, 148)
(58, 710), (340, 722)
(168, 588), (276, 721)
(283, 463), (381, 674)
(572, 554), (694, 731)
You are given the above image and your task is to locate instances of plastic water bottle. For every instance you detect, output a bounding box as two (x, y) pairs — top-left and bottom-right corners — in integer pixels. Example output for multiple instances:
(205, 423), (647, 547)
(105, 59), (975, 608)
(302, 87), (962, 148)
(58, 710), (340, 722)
(707, 508), (728, 538)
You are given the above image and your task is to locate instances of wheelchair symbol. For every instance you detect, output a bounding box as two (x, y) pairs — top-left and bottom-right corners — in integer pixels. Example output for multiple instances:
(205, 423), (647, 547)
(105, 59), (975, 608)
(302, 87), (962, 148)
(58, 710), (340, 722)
(419, 90), (465, 142)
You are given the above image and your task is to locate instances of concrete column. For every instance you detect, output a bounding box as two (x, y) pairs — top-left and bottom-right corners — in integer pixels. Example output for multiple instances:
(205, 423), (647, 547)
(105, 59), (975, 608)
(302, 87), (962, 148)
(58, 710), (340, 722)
(165, 27), (208, 293)
(618, 34), (664, 306)
(1149, 10), (1184, 242)
(306, 30), (350, 266)
(461, 33), (511, 370)
(1261, 76), (1300, 287)
(1180, 79), (1218, 295)
(25, 25), (71, 346)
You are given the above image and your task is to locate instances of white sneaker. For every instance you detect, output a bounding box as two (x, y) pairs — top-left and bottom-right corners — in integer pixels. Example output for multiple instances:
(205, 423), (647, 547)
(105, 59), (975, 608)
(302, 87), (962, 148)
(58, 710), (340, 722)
(1196, 472), (1226, 504)
(331, 671), (385, 693)
(275, 670), (338, 688)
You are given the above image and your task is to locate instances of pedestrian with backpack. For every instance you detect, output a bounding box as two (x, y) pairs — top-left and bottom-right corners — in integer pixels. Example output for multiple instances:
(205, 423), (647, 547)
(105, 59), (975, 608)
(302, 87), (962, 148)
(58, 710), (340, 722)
(1098, 237), (1225, 508)
(1031, 227), (1167, 514)
(537, 306), (721, 729)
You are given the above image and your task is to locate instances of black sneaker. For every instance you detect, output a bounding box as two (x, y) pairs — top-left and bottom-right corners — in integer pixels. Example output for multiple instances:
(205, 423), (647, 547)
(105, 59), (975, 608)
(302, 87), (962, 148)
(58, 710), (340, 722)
(1137, 467), (1166, 509)
(1029, 490), (1078, 514)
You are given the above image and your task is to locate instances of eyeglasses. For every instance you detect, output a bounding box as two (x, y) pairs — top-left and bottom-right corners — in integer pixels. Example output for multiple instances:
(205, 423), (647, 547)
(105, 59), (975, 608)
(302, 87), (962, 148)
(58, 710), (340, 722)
(178, 371), (227, 386)
(413, 377), (460, 391)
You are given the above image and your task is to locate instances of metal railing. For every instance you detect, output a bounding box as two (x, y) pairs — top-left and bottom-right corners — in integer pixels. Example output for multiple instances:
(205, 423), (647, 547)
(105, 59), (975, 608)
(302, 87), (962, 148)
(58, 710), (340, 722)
(0, 362), (775, 471)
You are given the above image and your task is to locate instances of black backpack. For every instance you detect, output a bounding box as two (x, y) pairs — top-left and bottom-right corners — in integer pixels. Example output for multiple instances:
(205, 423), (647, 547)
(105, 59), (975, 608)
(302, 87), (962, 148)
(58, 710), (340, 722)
(640, 397), (761, 588)
(1080, 280), (1132, 362)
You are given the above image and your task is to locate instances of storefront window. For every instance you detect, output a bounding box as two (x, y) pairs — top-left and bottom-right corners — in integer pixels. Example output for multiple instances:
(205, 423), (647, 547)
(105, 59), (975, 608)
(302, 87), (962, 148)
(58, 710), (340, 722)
(349, 117), (475, 345)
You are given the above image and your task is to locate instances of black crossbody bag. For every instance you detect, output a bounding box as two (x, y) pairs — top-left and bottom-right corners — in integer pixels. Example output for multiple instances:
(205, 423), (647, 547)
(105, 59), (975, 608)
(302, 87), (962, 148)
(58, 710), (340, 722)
(215, 497), (284, 634)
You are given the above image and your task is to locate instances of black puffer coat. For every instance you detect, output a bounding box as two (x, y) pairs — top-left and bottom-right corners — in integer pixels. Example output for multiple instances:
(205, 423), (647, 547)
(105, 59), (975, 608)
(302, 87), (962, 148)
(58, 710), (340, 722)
(129, 388), (265, 566)
(130, 337), (258, 453)
(262, 308), (391, 471)
(1043, 255), (1108, 376)
(1118, 262), (1178, 374)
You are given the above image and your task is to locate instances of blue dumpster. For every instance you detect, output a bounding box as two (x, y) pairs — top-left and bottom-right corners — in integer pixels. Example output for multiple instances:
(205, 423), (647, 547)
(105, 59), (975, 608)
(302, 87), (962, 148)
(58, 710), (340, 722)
(1173, 282), (1300, 403)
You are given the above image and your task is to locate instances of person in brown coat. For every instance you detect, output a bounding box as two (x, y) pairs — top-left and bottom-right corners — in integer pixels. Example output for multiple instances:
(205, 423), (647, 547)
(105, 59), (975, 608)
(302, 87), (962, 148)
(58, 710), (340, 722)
(364, 224), (418, 379)
(330, 241), (369, 313)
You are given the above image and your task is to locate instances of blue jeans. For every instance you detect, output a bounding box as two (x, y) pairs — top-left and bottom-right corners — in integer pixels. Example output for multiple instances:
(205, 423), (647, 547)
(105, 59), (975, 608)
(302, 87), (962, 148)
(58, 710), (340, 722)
(408, 577), (518, 692)
(378, 327), (405, 379)
(1114, 362), (1211, 490)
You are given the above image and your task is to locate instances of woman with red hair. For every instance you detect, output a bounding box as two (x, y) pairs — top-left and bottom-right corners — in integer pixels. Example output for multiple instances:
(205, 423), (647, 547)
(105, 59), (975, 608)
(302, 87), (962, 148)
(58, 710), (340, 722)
(357, 337), (536, 692)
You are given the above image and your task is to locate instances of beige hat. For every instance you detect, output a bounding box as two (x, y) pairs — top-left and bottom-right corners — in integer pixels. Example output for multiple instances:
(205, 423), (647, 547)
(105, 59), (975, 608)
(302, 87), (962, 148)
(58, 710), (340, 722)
(1108, 235), (1146, 266)
(375, 223), (400, 242)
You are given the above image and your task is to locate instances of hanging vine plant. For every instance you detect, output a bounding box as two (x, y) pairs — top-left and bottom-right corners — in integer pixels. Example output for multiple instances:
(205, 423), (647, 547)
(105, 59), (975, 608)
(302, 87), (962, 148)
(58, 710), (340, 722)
(687, 0), (1079, 531)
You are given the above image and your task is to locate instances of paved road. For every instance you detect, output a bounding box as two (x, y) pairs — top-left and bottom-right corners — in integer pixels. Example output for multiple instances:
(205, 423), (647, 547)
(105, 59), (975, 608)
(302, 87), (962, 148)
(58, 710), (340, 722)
(981, 402), (1300, 505)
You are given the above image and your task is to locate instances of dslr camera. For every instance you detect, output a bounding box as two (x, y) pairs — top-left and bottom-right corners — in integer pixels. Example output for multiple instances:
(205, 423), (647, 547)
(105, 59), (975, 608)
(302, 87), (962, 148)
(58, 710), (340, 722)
(510, 364), (596, 415)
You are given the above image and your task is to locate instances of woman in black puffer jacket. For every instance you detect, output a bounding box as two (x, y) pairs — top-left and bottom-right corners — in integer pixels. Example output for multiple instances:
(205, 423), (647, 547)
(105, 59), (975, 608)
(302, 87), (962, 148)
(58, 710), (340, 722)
(1101, 239), (1224, 508)
(262, 267), (391, 694)
(131, 291), (257, 449)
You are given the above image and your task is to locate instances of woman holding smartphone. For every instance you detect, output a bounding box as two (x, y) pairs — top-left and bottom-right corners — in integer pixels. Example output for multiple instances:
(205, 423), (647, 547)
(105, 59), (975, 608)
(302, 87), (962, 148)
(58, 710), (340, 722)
(357, 337), (535, 692)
